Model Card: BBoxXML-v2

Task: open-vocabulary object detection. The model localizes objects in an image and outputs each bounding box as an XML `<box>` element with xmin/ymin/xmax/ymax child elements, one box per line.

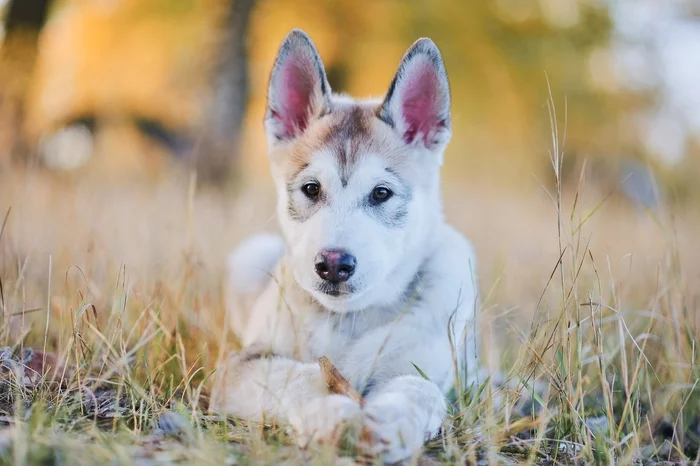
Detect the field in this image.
<box><xmin>0</xmin><ymin>140</ymin><xmax>699</xmax><ymax>465</ymax></box>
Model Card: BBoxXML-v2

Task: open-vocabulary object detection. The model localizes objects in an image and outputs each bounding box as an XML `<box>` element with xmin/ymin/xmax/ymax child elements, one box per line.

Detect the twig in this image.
<box><xmin>318</xmin><ymin>355</ymin><xmax>364</xmax><ymax>407</ymax></box>
<box><xmin>317</xmin><ymin>356</ymin><xmax>376</xmax><ymax>452</ymax></box>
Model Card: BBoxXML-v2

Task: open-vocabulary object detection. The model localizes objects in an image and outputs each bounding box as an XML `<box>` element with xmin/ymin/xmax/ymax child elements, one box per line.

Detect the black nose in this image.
<box><xmin>314</xmin><ymin>249</ymin><xmax>356</xmax><ymax>284</ymax></box>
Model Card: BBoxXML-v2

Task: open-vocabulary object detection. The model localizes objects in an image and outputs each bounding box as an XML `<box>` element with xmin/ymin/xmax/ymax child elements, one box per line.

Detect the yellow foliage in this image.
<box><xmin>24</xmin><ymin>0</ymin><xmax>224</xmax><ymax>138</ymax></box>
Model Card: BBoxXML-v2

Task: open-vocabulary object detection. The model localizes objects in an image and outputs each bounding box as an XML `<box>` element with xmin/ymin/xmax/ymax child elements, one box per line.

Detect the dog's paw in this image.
<box><xmin>288</xmin><ymin>394</ymin><xmax>363</xmax><ymax>447</ymax></box>
<box><xmin>360</xmin><ymin>387</ymin><xmax>445</xmax><ymax>464</ymax></box>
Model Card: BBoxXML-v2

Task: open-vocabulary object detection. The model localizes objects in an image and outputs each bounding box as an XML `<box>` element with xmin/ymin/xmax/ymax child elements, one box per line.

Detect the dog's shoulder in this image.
<box><xmin>428</xmin><ymin>224</ymin><xmax>477</xmax><ymax>283</ymax></box>
<box><xmin>414</xmin><ymin>224</ymin><xmax>478</xmax><ymax>326</ymax></box>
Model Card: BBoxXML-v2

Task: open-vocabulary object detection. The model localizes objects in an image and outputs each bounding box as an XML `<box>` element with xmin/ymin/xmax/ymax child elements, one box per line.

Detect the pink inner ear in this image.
<box><xmin>400</xmin><ymin>59</ymin><xmax>445</xmax><ymax>145</ymax></box>
<box><xmin>275</xmin><ymin>56</ymin><xmax>317</xmax><ymax>139</ymax></box>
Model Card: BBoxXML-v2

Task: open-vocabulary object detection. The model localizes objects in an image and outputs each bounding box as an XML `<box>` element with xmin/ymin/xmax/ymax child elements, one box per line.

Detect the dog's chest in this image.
<box><xmin>297</xmin><ymin>308</ymin><xmax>397</xmax><ymax>363</ymax></box>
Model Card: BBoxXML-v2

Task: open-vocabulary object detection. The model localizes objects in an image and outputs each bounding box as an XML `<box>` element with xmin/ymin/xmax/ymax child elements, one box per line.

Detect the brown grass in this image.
<box><xmin>0</xmin><ymin>147</ymin><xmax>698</xmax><ymax>464</ymax></box>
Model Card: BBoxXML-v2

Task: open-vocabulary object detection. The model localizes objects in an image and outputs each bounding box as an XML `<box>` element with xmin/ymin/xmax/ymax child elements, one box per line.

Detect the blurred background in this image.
<box><xmin>1</xmin><ymin>0</ymin><xmax>699</xmax><ymax>192</ymax></box>
<box><xmin>0</xmin><ymin>0</ymin><xmax>698</xmax><ymax>369</ymax></box>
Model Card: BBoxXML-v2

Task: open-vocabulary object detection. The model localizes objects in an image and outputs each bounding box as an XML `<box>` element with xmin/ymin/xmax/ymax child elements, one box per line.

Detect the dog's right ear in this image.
<box><xmin>265</xmin><ymin>29</ymin><xmax>332</xmax><ymax>142</ymax></box>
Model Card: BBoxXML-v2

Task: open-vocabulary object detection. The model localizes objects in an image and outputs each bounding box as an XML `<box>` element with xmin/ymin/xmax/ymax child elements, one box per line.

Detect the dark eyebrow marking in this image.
<box><xmin>290</xmin><ymin>162</ymin><xmax>310</xmax><ymax>181</ymax></box>
<box><xmin>383</xmin><ymin>167</ymin><xmax>411</xmax><ymax>198</ymax></box>
<box><xmin>318</xmin><ymin>105</ymin><xmax>374</xmax><ymax>186</ymax></box>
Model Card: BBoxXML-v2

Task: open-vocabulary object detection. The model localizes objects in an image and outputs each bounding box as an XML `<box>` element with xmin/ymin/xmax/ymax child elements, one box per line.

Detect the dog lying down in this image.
<box><xmin>210</xmin><ymin>29</ymin><xmax>480</xmax><ymax>463</ymax></box>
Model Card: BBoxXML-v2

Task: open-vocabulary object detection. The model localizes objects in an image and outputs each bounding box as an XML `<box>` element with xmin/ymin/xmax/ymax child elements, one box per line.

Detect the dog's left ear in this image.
<box><xmin>378</xmin><ymin>38</ymin><xmax>451</xmax><ymax>151</ymax></box>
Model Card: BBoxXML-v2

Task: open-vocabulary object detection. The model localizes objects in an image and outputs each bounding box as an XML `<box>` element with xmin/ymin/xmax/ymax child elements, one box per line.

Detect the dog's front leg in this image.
<box><xmin>210</xmin><ymin>348</ymin><xmax>363</xmax><ymax>445</ymax></box>
<box><xmin>361</xmin><ymin>375</ymin><xmax>447</xmax><ymax>463</ymax></box>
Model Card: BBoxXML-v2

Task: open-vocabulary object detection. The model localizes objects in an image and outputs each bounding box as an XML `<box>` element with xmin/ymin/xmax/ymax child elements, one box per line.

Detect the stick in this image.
<box><xmin>318</xmin><ymin>356</ymin><xmax>378</xmax><ymax>452</ymax></box>
<box><xmin>318</xmin><ymin>356</ymin><xmax>365</xmax><ymax>407</ymax></box>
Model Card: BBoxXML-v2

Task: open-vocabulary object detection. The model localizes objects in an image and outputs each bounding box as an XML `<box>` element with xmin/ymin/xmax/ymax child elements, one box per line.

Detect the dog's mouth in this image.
<box><xmin>317</xmin><ymin>281</ymin><xmax>355</xmax><ymax>297</ymax></box>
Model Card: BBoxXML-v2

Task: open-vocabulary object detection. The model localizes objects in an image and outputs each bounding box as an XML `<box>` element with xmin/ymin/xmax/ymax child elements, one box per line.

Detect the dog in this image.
<box><xmin>210</xmin><ymin>29</ymin><xmax>480</xmax><ymax>463</ymax></box>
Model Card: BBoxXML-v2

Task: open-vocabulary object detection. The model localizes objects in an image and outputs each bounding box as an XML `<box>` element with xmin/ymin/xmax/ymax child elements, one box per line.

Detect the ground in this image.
<box><xmin>0</xmin><ymin>154</ymin><xmax>698</xmax><ymax>465</ymax></box>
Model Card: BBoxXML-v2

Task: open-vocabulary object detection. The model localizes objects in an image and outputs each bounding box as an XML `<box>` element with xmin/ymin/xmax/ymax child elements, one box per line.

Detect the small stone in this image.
<box><xmin>654</xmin><ymin>418</ymin><xmax>675</xmax><ymax>440</ymax></box>
<box><xmin>157</xmin><ymin>410</ymin><xmax>191</xmax><ymax>438</ymax></box>
<box><xmin>0</xmin><ymin>427</ymin><xmax>13</xmax><ymax>454</ymax></box>
<box><xmin>585</xmin><ymin>416</ymin><xmax>610</xmax><ymax>435</ymax></box>
<box><xmin>20</xmin><ymin>347</ymin><xmax>34</xmax><ymax>363</ymax></box>
<box><xmin>0</xmin><ymin>348</ymin><xmax>13</xmax><ymax>361</ymax></box>
<box><xmin>334</xmin><ymin>457</ymin><xmax>356</xmax><ymax>466</ymax></box>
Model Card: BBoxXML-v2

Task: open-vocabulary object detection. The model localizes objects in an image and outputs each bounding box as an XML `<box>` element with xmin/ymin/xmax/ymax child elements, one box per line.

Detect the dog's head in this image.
<box><xmin>265</xmin><ymin>29</ymin><xmax>451</xmax><ymax>313</ymax></box>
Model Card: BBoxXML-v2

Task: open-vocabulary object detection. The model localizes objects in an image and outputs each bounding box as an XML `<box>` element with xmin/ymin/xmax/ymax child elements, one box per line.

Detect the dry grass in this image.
<box><xmin>0</xmin><ymin>133</ymin><xmax>699</xmax><ymax>465</ymax></box>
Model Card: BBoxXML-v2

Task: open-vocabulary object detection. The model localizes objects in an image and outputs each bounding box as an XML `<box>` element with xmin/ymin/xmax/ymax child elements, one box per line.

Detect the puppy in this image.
<box><xmin>211</xmin><ymin>29</ymin><xmax>480</xmax><ymax>463</ymax></box>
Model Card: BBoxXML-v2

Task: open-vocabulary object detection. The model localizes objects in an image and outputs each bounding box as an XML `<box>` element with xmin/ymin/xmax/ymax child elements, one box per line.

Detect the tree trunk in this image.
<box><xmin>193</xmin><ymin>0</ymin><xmax>257</xmax><ymax>185</ymax></box>
<box><xmin>4</xmin><ymin>0</ymin><xmax>52</xmax><ymax>32</ymax></box>
<box><xmin>0</xmin><ymin>0</ymin><xmax>53</xmax><ymax>169</ymax></box>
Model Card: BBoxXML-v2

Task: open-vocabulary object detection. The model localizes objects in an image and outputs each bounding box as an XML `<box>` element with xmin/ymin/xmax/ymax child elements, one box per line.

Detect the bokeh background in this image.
<box><xmin>2</xmin><ymin>0</ymin><xmax>700</xmax><ymax>190</ymax></box>
<box><xmin>0</xmin><ymin>0</ymin><xmax>698</xmax><ymax>371</ymax></box>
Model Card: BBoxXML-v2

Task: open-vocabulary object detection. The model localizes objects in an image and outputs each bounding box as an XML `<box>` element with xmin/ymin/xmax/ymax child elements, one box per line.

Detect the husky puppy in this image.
<box><xmin>210</xmin><ymin>29</ymin><xmax>480</xmax><ymax>463</ymax></box>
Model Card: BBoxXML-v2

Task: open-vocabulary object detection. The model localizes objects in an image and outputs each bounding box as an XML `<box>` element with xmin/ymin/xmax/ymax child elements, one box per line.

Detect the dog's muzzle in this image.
<box><xmin>314</xmin><ymin>249</ymin><xmax>356</xmax><ymax>285</ymax></box>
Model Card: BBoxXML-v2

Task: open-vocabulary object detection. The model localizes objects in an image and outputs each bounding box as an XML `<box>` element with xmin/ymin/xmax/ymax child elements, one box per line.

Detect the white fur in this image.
<box><xmin>211</xmin><ymin>29</ymin><xmax>481</xmax><ymax>464</ymax></box>
<box><xmin>225</xmin><ymin>233</ymin><xmax>285</xmax><ymax>334</ymax></box>
<box><xmin>212</xmin><ymin>224</ymin><xmax>479</xmax><ymax>462</ymax></box>
<box><xmin>227</xmin><ymin>233</ymin><xmax>285</xmax><ymax>296</ymax></box>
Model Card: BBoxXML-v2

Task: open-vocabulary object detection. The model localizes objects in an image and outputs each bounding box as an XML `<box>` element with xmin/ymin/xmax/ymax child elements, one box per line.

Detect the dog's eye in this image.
<box><xmin>302</xmin><ymin>182</ymin><xmax>321</xmax><ymax>198</ymax></box>
<box><xmin>371</xmin><ymin>186</ymin><xmax>393</xmax><ymax>204</ymax></box>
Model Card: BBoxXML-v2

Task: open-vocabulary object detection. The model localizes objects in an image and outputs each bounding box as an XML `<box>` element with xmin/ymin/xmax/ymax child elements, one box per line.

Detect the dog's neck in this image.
<box><xmin>376</xmin><ymin>223</ymin><xmax>440</xmax><ymax>307</ymax></box>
